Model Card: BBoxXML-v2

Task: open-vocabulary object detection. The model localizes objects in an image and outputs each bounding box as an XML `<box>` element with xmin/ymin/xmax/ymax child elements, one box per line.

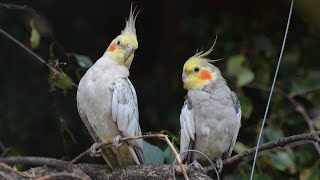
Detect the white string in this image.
<box><xmin>249</xmin><ymin>0</ymin><xmax>294</xmax><ymax>179</ymax></box>
<box><xmin>172</xmin><ymin>149</ymin><xmax>220</xmax><ymax>180</ymax></box>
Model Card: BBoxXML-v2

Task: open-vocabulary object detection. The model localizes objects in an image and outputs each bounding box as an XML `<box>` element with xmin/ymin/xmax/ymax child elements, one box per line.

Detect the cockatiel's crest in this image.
<box><xmin>121</xmin><ymin>5</ymin><xmax>138</xmax><ymax>39</ymax></box>
<box><xmin>182</xmin><ymin>36</ymin><xmax>222</xmax><ymax>90</ymax></box>
<box><xmin>106</xmin><ymin>5</ymin><xmax>139</xmax><ymax>68</ymax></box>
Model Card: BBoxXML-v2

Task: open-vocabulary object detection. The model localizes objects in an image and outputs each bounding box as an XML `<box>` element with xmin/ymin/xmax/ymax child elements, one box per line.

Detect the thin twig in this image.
<box><xmin>0</xmin><ymin>156</ymin><xmax>91</xmax><ymax>180</ymax></box>
<box><xmin>202</xmin><ymin>131</ymin><xmax>320</xmax><ymax>172</ymax></box>
<box><xmin>0</xmin><ymin>3</ymin><xmax>33</xmax><ymax>12</ymax></box>
<box><xmin>0</xmin><ymin>28</ymin><xmax>78</xmax><ymax>88</ymax></box>
<box><xmin>289</xmin><ymin>85</ymin><xmax>320</xmax><ymax>97</ymax></box>
<box><xmin>70</xmin><ymin>149</ymin><xmax>90</xmax><ymax>164</ymax></box>
<box><xmin>35</xmin><ymin>172</ymin><xmax>85</xmax><ymax>180</ymax></box>
<box><xmin>247</xmin><ymin>83</ymin><xmax>320</xmax><ymax>154</ymax></box>
<box><xmin>0</xmin><ymin>162</ymin><xmax>35</xmax><ymax>178</ymax></box>
<box><xmin>161</xmin><ymin>135</ymin><xmax>189</xmax><ymax>180</ymax></box>
<box><xmin>59</xmin><ymin>116</ymin><xmax>78</xmax><ymax>144</ymax></box>
<box><xmin>224</xmin><ymin>131</ymin><xmax>320</xmax><ymax>165</ymax></box>
<box><xmin>286</xmin><ymin>96</ymin><xmax>320</xmax><ymax>154</ymax></box>
<box><xmin>70</xmin><ymin>134</ymin><xmax>189</xmax><ymax>180</ymax></box>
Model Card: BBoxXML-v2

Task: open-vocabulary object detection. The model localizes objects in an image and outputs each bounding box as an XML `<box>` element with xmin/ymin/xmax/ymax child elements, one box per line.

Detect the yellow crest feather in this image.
<box><xmin>121</xmin><ymin>4</ymin><xmax>139</xmax><ymax>38</ymax></box>
<box><xmin>190</xmin><ymin>35</ymin><xmax>222</xmax><ymax>63</ymax></box>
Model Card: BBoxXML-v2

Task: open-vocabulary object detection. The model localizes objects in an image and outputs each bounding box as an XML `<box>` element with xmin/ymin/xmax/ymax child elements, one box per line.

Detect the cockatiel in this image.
<box><xmin>179</xmin><ymin>41</ymin><xmax>241</xmax><ymax>173</ymax></box>
<box><xmin>77</xmin><ymin>6</ymin><xmax>144</xmax><ymax>169</ymax></box>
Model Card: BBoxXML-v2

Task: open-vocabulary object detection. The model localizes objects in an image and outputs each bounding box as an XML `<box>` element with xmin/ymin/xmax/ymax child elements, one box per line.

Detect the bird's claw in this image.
<box><xmin>89</xmin><ymin>143</ymin><xmax>102</xmax><ymax>157</ymax></box>
<box><xmin>190</xmin><ymin>160</ymin><xmax>205</xmax><ymax>173</ymax></box>
<box><xmin>214</xmin><ymin>158</ymin><xmax>223</xmax><ymax>174</ymax></box>
<box><xmin>113</xmin><ymin>135</ymin><xmax>123</xmax><ymax>148</ymax></box>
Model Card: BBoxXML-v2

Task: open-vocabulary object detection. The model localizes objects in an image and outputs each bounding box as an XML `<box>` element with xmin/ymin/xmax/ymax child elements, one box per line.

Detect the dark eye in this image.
<box><xmin>117</xmin><ymin>40</ymin><xmax>121</xmax><ymax>45</ymax></box>
<box><xmin>194</xmin><ymin>67</ymin><xmax>200</xmax><ymax>72</ymax></box>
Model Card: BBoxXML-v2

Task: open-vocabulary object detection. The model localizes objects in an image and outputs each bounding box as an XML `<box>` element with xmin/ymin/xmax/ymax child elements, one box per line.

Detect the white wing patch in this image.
<box><xmin>180</xmin><ymin>99</ymin><xmax>195</xmax><ymax>161</ymax></box>
<box><xmin>111</xmin><ymin>78</ymin><xmax>143</xmax><ymax>156</ymax></box>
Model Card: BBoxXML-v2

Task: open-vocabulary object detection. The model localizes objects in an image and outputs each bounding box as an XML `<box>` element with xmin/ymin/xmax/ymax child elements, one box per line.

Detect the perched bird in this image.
<box><xmin>179</xmin><ymin>40</ymin><xmax>241</xmax><ymax>173</ymax></box>
<box><xmin>77</xmin><ymin>6</ymin><xmax>144</xmax><ymax>169</ymax></box>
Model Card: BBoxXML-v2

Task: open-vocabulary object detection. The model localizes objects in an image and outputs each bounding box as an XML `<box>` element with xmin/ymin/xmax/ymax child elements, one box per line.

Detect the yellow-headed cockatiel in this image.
<box><xmin>179</xmin><ymin>40</ymin><xmax>241</xmax><ymax>173</ymax></box>
<box><xmin>77</xmin><ymin>6</ymin><xmax>144</xmax><ymax>169</ymax></box>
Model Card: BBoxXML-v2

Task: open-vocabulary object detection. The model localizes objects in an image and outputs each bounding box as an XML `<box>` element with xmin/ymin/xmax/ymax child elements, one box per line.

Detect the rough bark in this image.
<box><xmin>0</xmin><ymin>163</ymin><xmax>213</xmax><ymax>180</ymax></box>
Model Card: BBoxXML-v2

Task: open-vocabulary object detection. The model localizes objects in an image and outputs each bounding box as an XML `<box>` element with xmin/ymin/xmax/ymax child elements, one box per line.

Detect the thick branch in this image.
<box><xmin>35</xmin><ymin>173</ymin><xmax>84</xmax><ymax>180</ymax></box>
<box><xmin>0</xmin><ymin>156</ymin><xmax>91</xmax><ymax>180</ymax></box>
<box><xmin>0</xmin><ymin>131</ymin><xmax>319</xmax><ymax>179</ymax></box>
<box><xmin>71</xmin><ymin>133</ymin><xmax>189</xmax><ymax>180</ymax></box>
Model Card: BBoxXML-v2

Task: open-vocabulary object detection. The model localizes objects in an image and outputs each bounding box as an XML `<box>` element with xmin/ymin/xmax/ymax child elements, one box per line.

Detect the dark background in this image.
<box><xmin>1</xmin><ymin>0</ymin><xmax>320</xmax><ymax>179</ymax></box>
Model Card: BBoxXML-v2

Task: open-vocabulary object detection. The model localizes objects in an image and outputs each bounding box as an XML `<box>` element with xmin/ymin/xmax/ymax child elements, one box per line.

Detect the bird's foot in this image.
<box><xmin>190</xmin><ymin>160</ymin><xmax>205</xmax><ymax>173</ymax></box>
<box><xmin>89</xmin><ymin>143</ymin><xmax>102</xmax><ymax>157</ymax></box>
<box><xmin>113</xmin><ymin>135</ymin><xmax>123</xmax><ymax>148</ymax></box>
<box><xmin>214</xmin><ymin>158</ymin><xmax>223</xmax><ymax>174</ymax></box>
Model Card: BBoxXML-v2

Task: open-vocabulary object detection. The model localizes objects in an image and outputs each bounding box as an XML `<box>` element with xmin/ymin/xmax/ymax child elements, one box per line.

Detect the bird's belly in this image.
<box><xmin>193</xmin><ymin>120</ymin><xmax>235</xmax><ymax>164</ymax></box>
<box><xmin>193</xmin><ymin>134</ymin><xmax>227</xmax><ymax>163</ymax></box>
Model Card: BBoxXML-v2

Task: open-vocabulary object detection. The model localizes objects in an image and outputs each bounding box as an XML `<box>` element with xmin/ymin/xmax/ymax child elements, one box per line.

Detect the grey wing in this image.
<box><xmin>112</xmin><ymin>78</ymin><xmax>144</xmax><ymax>163</ymax></box>
<box><xmin>226</xmin><ymin>91</ymin><xmax>241</xmax><ymax>158</ymax></box>
<box><xmin>180</xmin><ymin>97</ymin><xmax>195</xmax><ymax>162</ymax></box>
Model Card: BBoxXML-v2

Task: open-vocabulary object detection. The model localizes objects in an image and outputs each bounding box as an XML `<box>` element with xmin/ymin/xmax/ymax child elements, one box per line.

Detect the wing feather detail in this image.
<box><xmin>111</xmin><ymin>78</ymin><xmax>144</xmax><ymax>163</ymax></box>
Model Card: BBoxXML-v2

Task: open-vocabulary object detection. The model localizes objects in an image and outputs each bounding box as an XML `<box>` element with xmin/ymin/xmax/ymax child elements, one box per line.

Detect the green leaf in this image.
<box><xmin>263</xmin><ymin>127</ymin><xmax>284</xmax><ymax>141</ymax></box>
<box><xmin>238</xmin><ymin>68</ymin><xmax>255</xmax><ymax>86</ymax></box>
<box><xmin>1</xmin><ymin>146</ymin><xmax>21</xmax><ymax>156</ymax></box>
<box><xmin>271</xmin><ymin>151</ymin><xmax>294</xmax><ymax>172</ymax></box>
<box><xmin>29</xmin><ymin>19</ymin><xmax>41</xmax><ymax>50</ymax></box>
<box><xmin>74</xmin><ymin>54</ymin><xmax>93</xmax><ymax>69</ymax></box>
<box><xmin>233</xmin><ymin>142</ymin><xmax>248</xmax><ymax>154</ymax></box>
<box><xmin>143</xmin><ymin>141</ymin><xmax>165</xmax><ymax>164</ymax></box>
<box><xmin>164</xmin><ymin>144</ymin><xmax>179</xmax><ymax>164</ymax></box>
<box><xmin>238</xmin><ymin>93</ymin><xmax>253</xmax><ymax>119</ymax></box>
<box><xmin>227</xmin><ymin>55</ymin><xmax>255</xmax><ymax>86</ymax></box>
<box><xmin>315</xmin><ymin>118</ymin><xmax>320</xmax><ymax>130</ymax></box>
<box><xmin>48</xmin><ymin>71</ymin><xmax>73</xmax><ymax>94</ymax></box>
<box><xmin>227</xmin><ymin>55</ymin><xmax>245</xmax><ymax>76</ymax></box>
<box><xmin>306</xmin><ymin>163</ymin><xmax>320</xmax><ymax>180</ymax></box>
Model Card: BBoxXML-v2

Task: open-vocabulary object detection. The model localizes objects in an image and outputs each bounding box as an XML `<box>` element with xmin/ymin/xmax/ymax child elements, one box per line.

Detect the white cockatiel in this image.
<box><xmin>179</xmin><ymin>42</ymin><xmax>241</xmax><ymax>173</ymax></box>
<box><xmin>77</xmin><ymin>6</ymin><xmax>144</xmax><ymax>169</ymax></box>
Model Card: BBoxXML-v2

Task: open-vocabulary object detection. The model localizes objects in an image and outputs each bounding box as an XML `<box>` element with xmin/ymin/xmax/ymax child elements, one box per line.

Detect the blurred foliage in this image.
<box><xmin>1</xmin><ymin>0</ymin><xmax>320</xmax><ymax>179</ymax></box>
<box><xmin>143</xmin><ymin>141</ymin><xmax>165</xmax><ymax>164</ymax></box>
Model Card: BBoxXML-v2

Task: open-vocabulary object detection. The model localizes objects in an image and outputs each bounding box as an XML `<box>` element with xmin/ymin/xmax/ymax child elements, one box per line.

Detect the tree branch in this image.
<box><xmin>0</xmin><ymin>171</ymin><xmax>14</xmax><ymax>180</ymax></box>
<box><xmin>35</xmin><ymin>172</ymin><xmax>84</xmax><ymax>180</ymax></box>
<box><xmin>0</xmin><ymin>162</ymin><xmax>34</xmax><ymax>178</ymax></box>
<box><xmin>224</xmin><ymin>131</ymin><xmax>320</xmax><ymax>165</ymax></box>
<box><xmin>71</xmin><ymin>133</ymin><xmax>189</xmax><ymax>180</ymax></box>
<box><xmin>0</xmin><ymin>156</ymin><xmax>91</xmax><ymax>180</ymax></box>
<box><xmin>0</xmin><ymin>131</ymin><xmax>319</xmax><ymax>179</ymax></box>
<box><xmin>0</xmin><ymin>28</ymin><xmax>78</xmax><ymax>88</ymax></box>
<box><xmin>0</xmin><ymin>3</ymin><xmax>34</xmax><ymax>13</ymax></box>
<box><xmin>246</xmin><ymin>83</ymin><xmax>320</xmax><ymax>154</ymax></box>
<box><xmin>285</xmin><ymin>95</ymin><xmax>320</xmax><ymax>154</ymax></box>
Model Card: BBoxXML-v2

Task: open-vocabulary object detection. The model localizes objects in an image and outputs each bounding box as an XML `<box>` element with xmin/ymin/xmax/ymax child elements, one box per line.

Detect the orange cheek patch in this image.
<box><xmin>200</xmin><ymin>70</ymin><xmax>213</xmax><ymax>80</ymax></box>
<box><xmin>107</xmin><ymin>42</ymin><xmax>116</xmax><ymax>52</ymax></box>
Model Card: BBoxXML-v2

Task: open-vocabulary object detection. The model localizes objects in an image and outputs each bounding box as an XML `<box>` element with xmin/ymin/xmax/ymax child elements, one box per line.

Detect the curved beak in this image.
<box><xmin>125</xmin><ymin>45</ymin><xmax>134</xmax><ymax>60</ymax></box>
<box><xmin>182</xmin><ymin>71</ymin><xmax>187</xmax><ymax>81</ymax></box>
